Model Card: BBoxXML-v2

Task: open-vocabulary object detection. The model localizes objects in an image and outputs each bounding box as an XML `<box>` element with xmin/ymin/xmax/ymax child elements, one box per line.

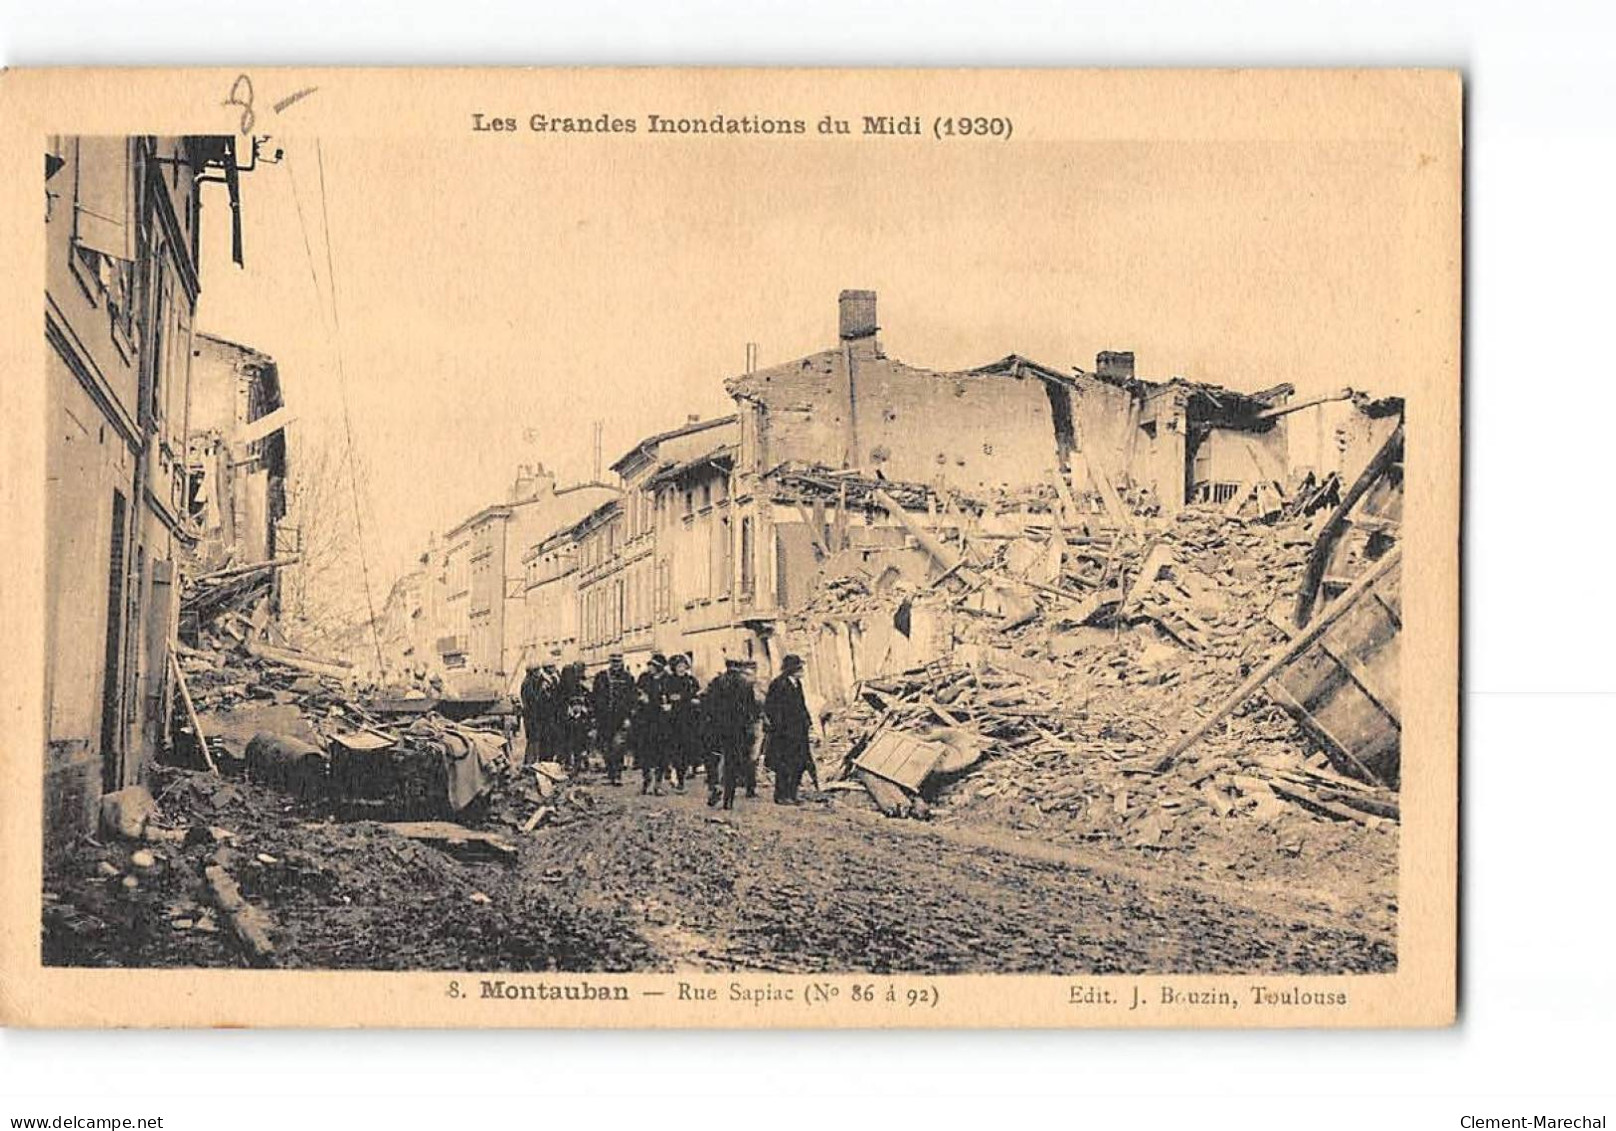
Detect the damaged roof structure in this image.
<box><xmin>727</xmin><ymin>292</ymin><xmax>1401</xmax><ymax>525</ymax></box>
<box><xmin>186</xmin><ymin>334</ymin><xmax>293</xmax><ymax>575</ymax></box>
<box><xmin>371</xmin><ymin>289</ymin><xmax>1406</xmax><ymax>719</ymax></box>
<box><xmin>726</xmin><ymin>292</ymin><xmax>1079</xmax><ymax>497</ymax></box>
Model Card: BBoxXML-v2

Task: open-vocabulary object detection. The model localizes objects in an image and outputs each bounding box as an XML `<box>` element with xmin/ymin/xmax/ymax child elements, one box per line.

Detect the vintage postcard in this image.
<box><xmin>0</xmin><ymin>67</ymin><xmax>1459</xmax><ymax>1027</ymax></box>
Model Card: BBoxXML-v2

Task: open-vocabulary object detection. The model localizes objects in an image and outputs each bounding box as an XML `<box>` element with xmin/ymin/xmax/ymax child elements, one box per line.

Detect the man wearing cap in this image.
<box><xmin>701</xmin><ymin>658</ymin><xmax>762</xmax><ymax>809</ymax></box>
<box><xmin>763</xmin><ymin>654</ymin><xmax>814</xmax><ymax>805</ymax></box>
<box><xmin>591</xmin><ymin>653</ymin><xmax>635</xmax><ymax>785</ymax></box>
<box><xmin>635</xmin><ymin>653</ymin><xmax>670</xmax><ymax>794</ymax></box>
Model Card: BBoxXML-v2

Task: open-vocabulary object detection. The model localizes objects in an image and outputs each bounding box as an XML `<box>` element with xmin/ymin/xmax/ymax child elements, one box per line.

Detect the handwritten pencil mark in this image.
<box><xmin>274</xmin><ymin>87</ymin><xmax>319</xmax><ymax>114</ymax></box>
<box><xmin>223</xmin><ymin>74</ymin><xmax>255</xmax><ymax>135</ymax></box>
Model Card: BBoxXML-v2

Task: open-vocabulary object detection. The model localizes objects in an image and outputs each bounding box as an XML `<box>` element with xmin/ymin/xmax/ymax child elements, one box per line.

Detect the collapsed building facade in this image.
<box><xmin>383</xmin><ymin>289</ymin><xmax>1402</xmax><ymax>696</ymax></box>
<box><xmin>186</xmin><ymin>334</ymin><xmax>292</xmax><ymax>577</ymax></box>
<box><xmin>43</xmin><ymin>135</ymin><xmax>251</xmax><ymax>859</ymax></box>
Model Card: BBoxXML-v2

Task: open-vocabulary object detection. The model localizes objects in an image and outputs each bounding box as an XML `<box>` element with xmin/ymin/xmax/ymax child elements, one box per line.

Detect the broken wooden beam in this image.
<box><xmin>1314</xmin><ymin>788</ymin><xmax>1400</xmax><ymax>821</ymax></box>
<box><xmin>873</xmin><ymin>488</ymin><xmax>976</xmax><ymax>586</ymax></box>
<box><xmin>169</xmin><ymin>651</ymin><xmax>218</xmax><ymax>775</ymax></box>
<box><xmin>1050</xmin><ymin>467</ymin><xmax>1080</xmax><ymax>527</ymax></box>
<box><xmin>919</xmin><ymin>695</ymin><xmax>964</xmax><ymax>727</ymax></box>
<box><xmin>244</xmin><ymin>637</ymin><xmax>353</xmax><ymax>679</ymax></box>
<box><xmin>1268</xmin><ymin>780</ymin><xmax>1378</xmax><ymax>826</ymax></box>
<box><xmin>191</xmin><ymin>555</ymin><xmax>303</xmax><ymax>586</ymax></box>
<box><xmin>857</xmin><ymin>770</ymin><xmax>926</xmax><ymax>819</ymax></box>
<box><xmin>521</xmin><ymin>806</ymin><xmax>555</xmax><ymax>833</ymax></box>
<box><xmin>204</xmin><ymin>863</ymin><xmax>277</xmax><ymax>966</ymax></box>
<box><xmin>1072</xmin><ymin>451</ymin><xmax>1137</xmax><ymax>533</ymax></box>
<box><xmin>1151</xmin><ymin>546</ymin><xmax>1402</xmax><ymax>774</ymax></box>
<box><xmin>790</xmin><ymin>498</ymin><xmax>832</xmax><ymax>559</ymax></box>
<box><xmin>1254</xmin><ymin>387</ymin><xmax>1354</xmax><ymax>422</ymax></box>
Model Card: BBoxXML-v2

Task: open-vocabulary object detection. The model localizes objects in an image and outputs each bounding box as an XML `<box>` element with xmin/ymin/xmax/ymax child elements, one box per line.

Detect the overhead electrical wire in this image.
<box><xmin>285</xmin><ymin>140</ymin><xmax>387</xmax><ymax>674</ymax></box>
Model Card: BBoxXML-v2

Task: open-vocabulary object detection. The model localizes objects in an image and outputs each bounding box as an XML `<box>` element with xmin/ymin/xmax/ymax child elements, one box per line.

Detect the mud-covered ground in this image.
<box><xmin>44</xmin><ymin>764</ymin><xmax>1395</xmax><ymax>975</ymax></box>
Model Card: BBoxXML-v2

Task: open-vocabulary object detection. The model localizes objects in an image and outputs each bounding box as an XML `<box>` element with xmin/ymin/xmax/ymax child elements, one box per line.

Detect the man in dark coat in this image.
<box><xmin>763</xmin><ymin>654</ymin><xmax>813</xmax><ymax>805</ymax></box>
<box><xmin>591</xmin><ymin>653</ymin><xmax>635</xmax><ymax>785</ymax></box>
<box><xmin>518</xmin><ymin>665</ymin><xmax>546</xmax><ymax>765</ymax></box>
<box><xmin>535</xmin><ymin>664</ymin><xmax>565</xmax><ymax>763</ymax></box>
<box><xmin>635</xmin><ymin>653</ymin><xmax>669</xmax><ymax>794</ymax></box>
<box><xmin>660</xmin><ymin>654</ymin><xmax>701</xmax><ymax>792</ymax></box>
<box><xmin>559</xmin><ymin>661</ymin><xmax>591</xmax><ymax>772</ymax></box>
<box><xmin>700</xmin><ymin>659</ymin><xmax>761</xmax><ymax>809</ymax></box>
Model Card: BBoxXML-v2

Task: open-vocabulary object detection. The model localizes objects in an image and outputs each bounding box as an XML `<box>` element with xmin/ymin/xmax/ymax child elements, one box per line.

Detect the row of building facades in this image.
<box><xmin>379</xmin><ymin>290</ymin><xmax>1402</xmax><ymax>699</ymax></box>
<box><xmin>45</xmin><ymin>135</ymin><xmax>291</xmax><ymax>857</ymax></box>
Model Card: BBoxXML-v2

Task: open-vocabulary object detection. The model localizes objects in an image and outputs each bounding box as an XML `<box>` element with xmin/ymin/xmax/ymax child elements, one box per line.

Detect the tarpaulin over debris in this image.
<box><xmin>402</xmin><ymin>717</ymin><xmax>510</xmax><ymax>813</ymax></box>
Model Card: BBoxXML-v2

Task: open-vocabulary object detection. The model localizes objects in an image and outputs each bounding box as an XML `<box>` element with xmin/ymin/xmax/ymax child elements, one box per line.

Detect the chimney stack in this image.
<box><xmin>1096</xmin><ymin>350</ymin><xmax>1135</xmax><ymax>381</ymax></box>
<box><xmin>838</xmin><ymin>289</ymin><xmax>879</xmax><ymax>342</ymax></box>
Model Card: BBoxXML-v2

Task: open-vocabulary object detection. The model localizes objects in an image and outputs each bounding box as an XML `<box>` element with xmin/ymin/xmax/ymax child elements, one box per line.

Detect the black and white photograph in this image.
<box><xmin>5</xmin><ymin>67</ymin><xmax>1458</xmax><ymax>1029</ymax></box>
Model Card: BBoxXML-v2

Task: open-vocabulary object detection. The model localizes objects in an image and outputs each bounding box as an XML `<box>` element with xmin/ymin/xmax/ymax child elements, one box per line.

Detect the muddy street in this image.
<box><xmin>511</xmin><ymin>781</ymin><xmax>1395</xmax><ymax>975</ymax></box>
<box><xmin>45</xmin><ymin>765</ymin><xmax>1394</xmax><ymax>975</ymax></box>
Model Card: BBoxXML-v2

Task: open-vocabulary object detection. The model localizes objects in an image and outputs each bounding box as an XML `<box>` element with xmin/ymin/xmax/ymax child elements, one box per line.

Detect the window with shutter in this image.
<box><xmin>73</xmin><ymin>137</ymin><xmax>135</xmax><ymax>262</ymax></box>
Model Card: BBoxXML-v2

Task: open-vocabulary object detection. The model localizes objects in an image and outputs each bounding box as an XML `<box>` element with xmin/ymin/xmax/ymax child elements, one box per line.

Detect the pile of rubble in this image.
<box><xmin>815</xmin><ymin>503</ymin><xmax>1401</xmax><ymax>861</ymax></box>
<box><xmin>171</xmin><ymin>556</ymin><xmax>538</xmax><ymax>834</ymax></box>
<box><xmin>172</xmin><ymin>554</ymin><xmax>377</xmax><ymax>767</ymax></box>
<box><xmin>43</xmin><ymin>764</ymin><xmax>630</xmax><ymax>971</ymax></box>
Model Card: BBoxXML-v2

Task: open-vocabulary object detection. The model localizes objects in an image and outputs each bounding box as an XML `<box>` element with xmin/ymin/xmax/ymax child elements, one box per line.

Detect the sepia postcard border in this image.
<box><xmin>0</xmin><ymin>66</ymin><xmax>1460</xmax><ymax>1028</ymax></box>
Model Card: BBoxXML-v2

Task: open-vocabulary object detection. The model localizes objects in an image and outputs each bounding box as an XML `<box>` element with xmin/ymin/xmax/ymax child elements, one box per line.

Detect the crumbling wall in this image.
<box><xmin>1069</xmin><ymin>375</ymin><xmax>1141</xmax><ymax>484</ymax></box>
<box><xmin>735</xmin><ymin>348</ymin><xmax>1064</xmax><ymax>493</ymax></box>
<box><xmin>1194</xmin><ymin>423</ymin><xmax>1289</xmax><ymax>490</ymax></box>
<box><xmin>854</xmin><ymin>359</ymin><xmax>1060</xmax><ymax>491</ymax></box>
<box><xmin>1286</xmin><ymin>400</ymin><xmax>1402</xmax><ymax>486</ymax></box>
<box><xmin>187</xmin><ymin>336</ymin><xmax>246</xmax><ymax>435</ymax></box>
<box><xmin>1134</xmin><ymin>387</ymin><xmax>1191</xmax><ymax>509</ymax></box>
<box><xmin>781</xmin><ymin>598</ymin><xmax>953</xmax><ymax>710</ymax></box>
<box><xmin>737</xmin><ymin>349</ymin><xmax>848</xmax><ymax>471</ymax></box>
<box><xmin>773</xmin><ymin>523</ymin><xmax>820</xmax><ymax>612</ymax></box>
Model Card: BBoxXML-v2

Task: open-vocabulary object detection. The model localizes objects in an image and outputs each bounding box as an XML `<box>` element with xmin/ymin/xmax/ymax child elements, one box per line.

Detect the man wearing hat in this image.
<box><xmin>591</xmin><ymin>653</ymin><xmax>635</xmax><ymax>785</ymax></box>
<box><xmin>661</xmin><ymin>653</ymin><xmax>702</xmax><ymax>792</ymax></box>
<box><xmin>558</xmin><ymin>661</ymin><xmax>592</xmax><ymax>772</ymax></box>
<box><xmin>635</xmin><ymin>653</ymin><xmax>670</xmax><ymax>794</ymax></box>
<box><xmin>535</xmin><ymin>663</ymin><xmax>565</xmax><ymax>764</ymax></box>
<box><xmin>700</xmin><ymin>658</ymin><xmax>762</xmax><ymax>809</ymax></box>
<box><xmin>518</xmin><ymin>664</ymin><xmax>547</xmax><ymax>766</ymax></box>
<box><xmin>763</xmin><ymin>654</ymin><xmax>814</xmax><ymax>805</ymax></box>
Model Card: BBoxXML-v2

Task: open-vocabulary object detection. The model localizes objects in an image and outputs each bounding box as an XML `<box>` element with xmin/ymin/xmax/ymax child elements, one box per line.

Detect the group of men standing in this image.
<box><xmin>515</xmin><ymin>661</ymin><xmax>592</xmax><ymax>770</ymax></box>
<box><xmin>518</xmin><ymin>651</ymin><xmax>816</xmax><ymax>810</ymax></box>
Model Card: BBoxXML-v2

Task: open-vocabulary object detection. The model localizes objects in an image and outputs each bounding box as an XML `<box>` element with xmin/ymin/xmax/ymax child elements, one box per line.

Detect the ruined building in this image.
<box><xmin>386</xmin><ymin>289</ymin><xmax>1402</xmax><ymax>691</ymax></box>
<box><xmin>186</xmin><ymin>334</ymin><xmax>292</xmax><ymax>576</ymax></box>
<box><xmin>44</xmin><ymin>135</ymin><xmax>247</xmax><ymax>857</ymax></box>
<box><xmin>726</xmin><ymin>290</ymin><xmax>1073</xmax><ymax>495</ymax></box>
